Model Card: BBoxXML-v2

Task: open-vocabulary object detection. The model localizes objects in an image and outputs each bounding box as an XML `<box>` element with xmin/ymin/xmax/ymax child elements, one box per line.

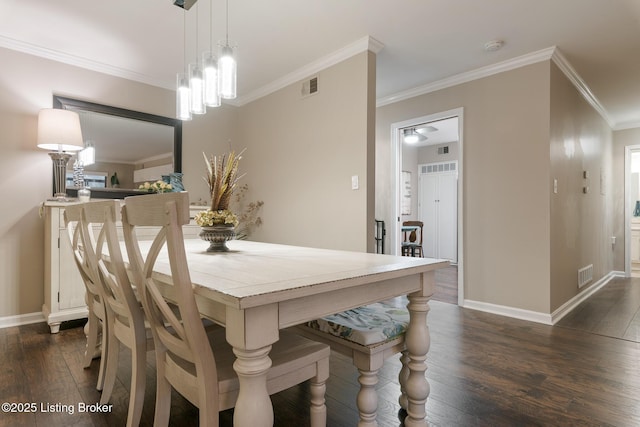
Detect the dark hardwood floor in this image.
<box><xmin>433</xmin><ymin>265</ymin><xmax>458</xmax><ymax>305</ymax></box>
<box><xmin>3</xmin><ymin>277</ymin><xmax>640</xmax><ymax>426</ymax></box>
<box><xmin>557</xmin><ymin>276</ymin><xmax>640</xmax><ymax>342</ymax></box>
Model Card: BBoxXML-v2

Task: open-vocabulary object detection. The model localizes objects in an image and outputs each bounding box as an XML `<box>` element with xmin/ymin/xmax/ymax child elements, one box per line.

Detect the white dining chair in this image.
<box><xmin>122</xmin><ymin>192</ymin><xmax>330</xmax><ymax>427</ymax></box>
<box><xmin>79</xmin><ymin>200</ymin><xmax>153</xmax><ymax>427</ymax></box>
<box><xmin>63</xmin><ymin>204</ymin><xmax>109</xmax><ymax>392</ymax></box>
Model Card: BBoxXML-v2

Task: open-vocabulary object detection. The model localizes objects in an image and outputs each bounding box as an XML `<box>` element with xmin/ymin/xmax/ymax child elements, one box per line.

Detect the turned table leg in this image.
<box><xmin>232</xmin><ymin>345</ymin><xmax>274</xmax><ymax>427</ymax></box>
<box><xmin>227</xmin><ymin>304</ymin><xmax>279</xmax><ymax>427</ymax></box>
<box><xmin>404</xmin><ymin>272</ymin><xmax>434</xmax><ymax>427</ymax></box>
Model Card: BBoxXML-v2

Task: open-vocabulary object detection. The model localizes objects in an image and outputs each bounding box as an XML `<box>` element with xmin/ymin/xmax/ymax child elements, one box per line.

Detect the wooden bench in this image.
<box><xmin>295</xmin><ymin>299</ymin><xmax>411</xmax><ymax>426</ymax></box>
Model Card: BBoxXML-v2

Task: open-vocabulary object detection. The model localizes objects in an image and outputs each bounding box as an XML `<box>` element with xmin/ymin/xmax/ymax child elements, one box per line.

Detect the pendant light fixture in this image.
<box><xmin>218</xmin><ymin>0</ymin><xmax>237</xmax><ymax>99</ymax></box>
<box><xmin>202</xmin><ymin>0</ymin><xmax>220</xmax><ymax>107</ymax></box>
<box><xmin>174</xmin><ymin>0</ymin><xmax>236</xmax><ymax>119</ymax></box>
<box><xmin>189</xmin><ymin>2</ymin><xmax>206</xmax><ymax>115</ymax></box>
<box><xmin>176</xmin><ymin>8</ymin><xmax>192</xmax><ymax>121</ymax></box>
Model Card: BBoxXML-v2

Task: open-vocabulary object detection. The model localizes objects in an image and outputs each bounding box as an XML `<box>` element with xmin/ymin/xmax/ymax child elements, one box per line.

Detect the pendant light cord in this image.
<box><xmin>209</xmin><ymin>0</ymin><xmax>213</xmax><ymax>52</ymax></box>
<box><xmin>195</xmin><ymin>2</ymin><xmax>199</xmax><ymax>61</ymax></box>
<box><xmin>225</xmin><ymin>0</ymin><xmax>229</xmax><ymax>44</ymax></box>
<box><xmin>183</xmin><ymin>9</ymin><xmax>187</xmax><ymax>72</ymax></box>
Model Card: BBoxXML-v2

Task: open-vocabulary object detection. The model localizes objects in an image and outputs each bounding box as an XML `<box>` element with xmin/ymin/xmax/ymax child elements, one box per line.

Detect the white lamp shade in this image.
<box><xmin>37</xmin><ymin>109</ymin><xmax>84</xmax><ymax>151</ymax></box>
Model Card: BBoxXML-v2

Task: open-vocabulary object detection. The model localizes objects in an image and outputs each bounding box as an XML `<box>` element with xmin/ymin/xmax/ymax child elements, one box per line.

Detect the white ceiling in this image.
<box><xmin>2</xmin><ymin>0</ymin><xmax>639</xmax><ymax>129</ymax></box>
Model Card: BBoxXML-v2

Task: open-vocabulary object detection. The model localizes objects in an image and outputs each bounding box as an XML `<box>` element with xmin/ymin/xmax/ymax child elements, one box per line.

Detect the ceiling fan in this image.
<box><xmin>403</xmin><ymin>125</ymin><xmax>438</xmax><ymax>144</ymax></box>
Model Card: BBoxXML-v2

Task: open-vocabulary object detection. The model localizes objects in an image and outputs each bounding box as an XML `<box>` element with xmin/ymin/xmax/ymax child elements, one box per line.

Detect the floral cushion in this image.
<box><xmin>306</xmin><ymin>300</ymin><xmax>409</xmax><ymax>346</ymax></box>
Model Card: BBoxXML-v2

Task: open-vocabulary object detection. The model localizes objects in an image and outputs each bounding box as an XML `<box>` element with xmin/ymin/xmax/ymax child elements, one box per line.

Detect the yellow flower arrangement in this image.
<box><xmin>194</xmin><ymin>209</ymin><xmax>239</xmax><ymax>227</ymax></box>
<box><xmin>138</xmin><ymin>180</ymin><xmax>173</xmax><ymax>193</ymax></box>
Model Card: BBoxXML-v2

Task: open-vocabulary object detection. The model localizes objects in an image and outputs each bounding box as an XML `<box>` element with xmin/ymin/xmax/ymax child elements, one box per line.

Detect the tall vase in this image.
<box><xmin>199</xmin><ymin>225</ymin><xmax>236</xmax><ymax>252</ymax></box>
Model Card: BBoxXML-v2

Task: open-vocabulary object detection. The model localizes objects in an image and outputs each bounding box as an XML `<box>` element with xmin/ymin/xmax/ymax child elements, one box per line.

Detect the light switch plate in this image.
<box><xmin>351</xmin><ymin>175</ymin><xmax>359</xmax><ymax>190</ymax></box>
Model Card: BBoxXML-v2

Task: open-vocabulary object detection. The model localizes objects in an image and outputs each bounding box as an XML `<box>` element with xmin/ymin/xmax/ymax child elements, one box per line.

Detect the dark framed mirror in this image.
<box><xmin>52</xmin><ymin>95</ymin><xmax>182</xmax><ymax>199</ymax></box>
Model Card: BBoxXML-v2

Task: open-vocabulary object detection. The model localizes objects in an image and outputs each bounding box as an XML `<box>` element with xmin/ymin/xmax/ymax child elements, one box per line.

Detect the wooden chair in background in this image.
<box><xmin>122</xmin><ymin>192</ymin><xmax>330</xmax><ymax>427</ymax></box>
<box><xmin>401</xmin><ymin>221</ymin><xmax>424</xmax><ymax>257</ymax></box>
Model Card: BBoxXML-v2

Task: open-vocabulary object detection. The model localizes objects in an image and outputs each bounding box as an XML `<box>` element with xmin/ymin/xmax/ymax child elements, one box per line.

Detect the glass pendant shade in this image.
<box><xmin>189</xmin><ymin>63</ymin><xmax>206</xmax><ymax>114</ymax></box>
<box><xmin>218</xmin><ymin>43</ymin><xmax>237</xmax><ymax>99</ymax></box>
<box><xmin>176</xmin><ymin>72</ymin><xmax>192</xmax><ymax>121</ymax></box>
<box><xmin>202</xmin><ymin>51</ymin><xmax>221</xmax><ymax>107</ymax></box>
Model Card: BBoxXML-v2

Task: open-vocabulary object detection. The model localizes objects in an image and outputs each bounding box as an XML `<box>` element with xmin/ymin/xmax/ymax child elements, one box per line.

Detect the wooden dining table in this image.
<box><xmin>144</xmin><ymin>238</ymin><xmax>449</xmax><ymax>427</ymax></box>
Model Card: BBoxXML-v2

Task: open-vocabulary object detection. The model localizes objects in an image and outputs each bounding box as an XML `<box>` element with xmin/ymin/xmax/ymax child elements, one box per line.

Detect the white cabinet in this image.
<box><xmin>42</xmin><ymin>201</ymin><xmax>204</xmax><ymax>333</ymax></box>
<box><xmin>43</xmin><ymin>202</ymin><xmax>88</xmax><ymax>333</ymax></box>
<box><xmin>418</xmin><ymin>162</ymin><xmax>458</xmax><ymax>262</ymax></box>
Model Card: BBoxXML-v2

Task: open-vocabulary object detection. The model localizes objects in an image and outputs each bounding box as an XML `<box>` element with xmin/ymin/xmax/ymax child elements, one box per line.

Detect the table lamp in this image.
<box><xmin>37</xmin><ymin>109</ymin><xmax>84</xmax><ymax>201</ymax></box>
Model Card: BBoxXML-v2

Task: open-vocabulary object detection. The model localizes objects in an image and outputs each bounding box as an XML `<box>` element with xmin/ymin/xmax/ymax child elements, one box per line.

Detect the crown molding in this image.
<box><xmin>550</xmin><ymin>48</ymin><xmax>615</xmax><ymax>129</ymax></box>
<box><xmin>377</xmin><ymin>46</ymin><xmax>556</xmax><ymax>107</ymax></box>
<box><xmin>5</xmin><ymin>31</ymin><xmax>634</xmax><ymax>129</ymax></box>
<box><xmin>377</xmin><ymin>45</ymin><xmax>635</xmax><ymax>131</ymax></box>
<box><xmin>0</xmin><ymin>35</ymin><xmax>173</xmax><ymax>90</ymax></box>
<box><xmin>232</xmin><ymin>35</ymin><xmax>384</xmax><ymax>106</ymax></box>
<box><xmin>615</xmin><ymin>119</ymin><xmax>640</xmax><ymax>131</ymax></box>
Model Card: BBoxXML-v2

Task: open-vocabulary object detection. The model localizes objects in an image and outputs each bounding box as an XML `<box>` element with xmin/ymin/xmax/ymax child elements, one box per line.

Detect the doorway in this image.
<box><xmin>625</xmin><ymin>145</ymin><xmax>640</xmax><ymax>277</ymax></box>
<box><xmin>390</xmin><ymin>108</ymin><xmax>464</xmax><ymax>305</ymax></box>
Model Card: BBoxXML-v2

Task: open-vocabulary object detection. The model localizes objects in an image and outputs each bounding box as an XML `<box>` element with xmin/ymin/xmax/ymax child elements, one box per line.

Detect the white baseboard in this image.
<box><xmin>462</xmin><ymin>300</ymin><xmax>553</xmax><ymax>325</ymax></box>
<box><xmin>0</xmin><ymin>312</ymin><xmax>45</xmax><ymax>329</ymax></box>
<box><xmin>460</xmin><ymin>270</ymin><xmax>622</xmax><ymax>326</ymax></box>
<box><xmin>550</xmin><ymin>270</ymin><xmax>621</xmax><ymax>324</ymax></box>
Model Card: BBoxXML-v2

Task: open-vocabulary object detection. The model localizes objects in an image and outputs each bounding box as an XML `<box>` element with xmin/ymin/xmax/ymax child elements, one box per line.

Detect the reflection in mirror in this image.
<box><xmin>52</xmin><ymin>95</ymin><xmax>182</xmax><ymax>198</ymax></box>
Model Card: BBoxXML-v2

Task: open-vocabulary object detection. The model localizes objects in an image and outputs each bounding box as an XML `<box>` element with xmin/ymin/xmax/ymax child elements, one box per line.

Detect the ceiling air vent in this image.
<box><xmin>301</xmin><ymin>76</ymin><xmax>318</xmax><ymax>98</ymax></box>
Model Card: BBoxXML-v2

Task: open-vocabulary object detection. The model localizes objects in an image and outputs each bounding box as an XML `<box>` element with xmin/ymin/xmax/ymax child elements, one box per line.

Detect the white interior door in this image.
<box><xmin>419</xmin><ymin>163</ymin><xmax>458</xmax><ymax>263</ymax></box>
<box><xmin>438</xmin><ymin>173</ymin><xmax>458</xmax><ymax>262</ymax></box>
<box><xmin>421</xmin><ymin>174</ymin><xmax>438</xmax><ymax>258</ymax></box>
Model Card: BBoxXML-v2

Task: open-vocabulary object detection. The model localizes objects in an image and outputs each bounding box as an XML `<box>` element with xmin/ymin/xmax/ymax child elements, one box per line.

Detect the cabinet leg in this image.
<box><xmin>49</xmin><ymin>323</ymin><xmax>61</xmax><ymax>334</ymax></box>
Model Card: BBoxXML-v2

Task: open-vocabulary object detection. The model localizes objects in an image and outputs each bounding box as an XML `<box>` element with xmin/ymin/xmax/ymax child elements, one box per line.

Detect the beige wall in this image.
<box><xmin>377</xmin><ymin>62</ymin><xmax>552</xmax><ymax>313</ymax></box>
<box><xmin>549</xmin><ymin>63</ymin><xmax>614</xmax><ymax>311</ymax></box>
<box><xmin>181</xmin><ymin>104</ymin><xmax>239</xmax><ymax>204</ymax></box>
<box><xmin>237</xmin><ymin>51</ymin><xmax>376</xmax><ymax>252</ymax></box>
<box><xmin>0</xmin><ymin>46</ymin><xmax>235</xmax><ymax>318</ymax></box>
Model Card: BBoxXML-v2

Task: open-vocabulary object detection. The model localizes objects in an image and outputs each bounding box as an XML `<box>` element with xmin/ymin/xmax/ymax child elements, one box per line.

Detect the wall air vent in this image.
<box><xmin>578</xmin><ymin>264</ymin><xmax>593</xmax><ymax>288</ymax></box>
<box><xmin>301</xmin><ymin>76</ymin><xmax>318</xmax><ymax>98</ymax></box>
<box><xmin>438</xmin><ymin>146</ymin><xmax>449</xmax><ymax>155</ymax></box>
